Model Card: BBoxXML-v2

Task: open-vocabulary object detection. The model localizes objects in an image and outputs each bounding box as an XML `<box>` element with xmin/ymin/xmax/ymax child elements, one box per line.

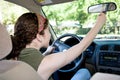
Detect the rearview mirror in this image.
<box><xmin>88</xmin><ymin>2</ymin><xmax>117</xmax><ymax>13</ymax></box>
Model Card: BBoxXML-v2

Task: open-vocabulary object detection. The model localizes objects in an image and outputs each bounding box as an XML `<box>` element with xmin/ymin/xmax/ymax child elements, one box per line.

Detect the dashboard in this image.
<box><xmin>64</xmin><ymin>37</ymin><xmax>120</xmax><ymax>75</ymax></box>
<box><xmin>93</xmin><ymin>39</ymin><xmax>120</xmax><ymax>75</ymax></box>
<box><xmin>50</xmin><ymin>35</ymin><xmax>120</xmax><ymax>80</ymax></box>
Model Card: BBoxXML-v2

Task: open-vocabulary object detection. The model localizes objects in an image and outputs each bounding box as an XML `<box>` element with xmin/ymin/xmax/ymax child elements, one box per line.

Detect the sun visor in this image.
<box><xmin>5</xmin><ymin>0</ymin><xmax>74</xmax><ymax>13</ymax></box>
<box><xmin>34</xmin><ymin>0</ymin><xmax>74</xmax><ymax>6</ymax></box>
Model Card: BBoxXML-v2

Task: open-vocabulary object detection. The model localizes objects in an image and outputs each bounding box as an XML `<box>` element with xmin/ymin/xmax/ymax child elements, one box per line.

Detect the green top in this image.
<box><xmin>19</xmin><ymin>48</ymin><xmax>43</xmax><ymax>70</ymax></box>
<box><xmin>19</xmin><ymin>48</ymin><xmax>53</xmax><ymax>80</ymax></box>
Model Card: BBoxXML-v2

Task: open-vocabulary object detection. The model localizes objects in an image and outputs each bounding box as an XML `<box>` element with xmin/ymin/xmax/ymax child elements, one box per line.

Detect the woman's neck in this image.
<box><xmin>26</xmin><ymin>39</ymin><xmax>42</xmax><ymax>50</ymax></box>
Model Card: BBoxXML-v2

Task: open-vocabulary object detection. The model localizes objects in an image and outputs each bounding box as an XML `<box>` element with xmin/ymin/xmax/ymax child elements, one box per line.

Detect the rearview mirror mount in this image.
<box><xmin>88</xmin><ymin>2</ymin><xmax>117</xmax><ymax>13</ymax></box>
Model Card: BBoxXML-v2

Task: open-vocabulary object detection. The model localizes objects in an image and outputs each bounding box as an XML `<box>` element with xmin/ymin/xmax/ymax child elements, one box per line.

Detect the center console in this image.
<box><xmin>97</xmin><ymin>51</ymin><xmax>120</xmax><ymax>75</ymax></box>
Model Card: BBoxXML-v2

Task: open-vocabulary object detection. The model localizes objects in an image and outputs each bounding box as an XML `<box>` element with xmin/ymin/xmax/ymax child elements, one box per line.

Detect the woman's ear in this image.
<box><xmin>36</xmin><ymin>33</ymin><xmax>42</xmax><ymax>42</ymax></box>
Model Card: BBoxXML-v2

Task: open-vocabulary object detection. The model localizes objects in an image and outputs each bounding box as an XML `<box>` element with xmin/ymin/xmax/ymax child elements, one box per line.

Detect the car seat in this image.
<box><xmin>0</xmin><ymin>23</ymin><xmax>43</xmax><ymax>80</ymax></box>
<box><xmin>90</xmin><ymin>72</ymin><xmax>120</xmax><ymax>80</ymax></box>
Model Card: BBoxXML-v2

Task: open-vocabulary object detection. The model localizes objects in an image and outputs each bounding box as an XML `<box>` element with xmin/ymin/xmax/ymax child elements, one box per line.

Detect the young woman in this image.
<box><xmin>7</xmin><ymin>12</ymin><xmax>106</xmax><ymax>80</ymax></box>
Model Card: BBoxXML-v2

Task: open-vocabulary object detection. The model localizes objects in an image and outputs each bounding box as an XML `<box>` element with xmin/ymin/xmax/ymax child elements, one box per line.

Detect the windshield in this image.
<box><xmin>42</xmin><ymin>0</ymin><xmax>120</xmax><ymax>39</ymax></box>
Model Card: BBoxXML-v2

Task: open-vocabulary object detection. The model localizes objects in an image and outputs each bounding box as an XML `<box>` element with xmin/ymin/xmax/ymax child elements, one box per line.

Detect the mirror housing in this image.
<box><xmin>88</xmin><ymin>2</ymin><xmax>117</xmax><ymax>13</ymax></box>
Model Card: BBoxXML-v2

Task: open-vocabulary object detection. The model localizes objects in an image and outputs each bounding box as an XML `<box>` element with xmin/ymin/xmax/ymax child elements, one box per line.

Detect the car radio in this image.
<box><xmin>99</xmin><ymin>52</ymin><xmax>120</xmax><ymax>68</ymax></box>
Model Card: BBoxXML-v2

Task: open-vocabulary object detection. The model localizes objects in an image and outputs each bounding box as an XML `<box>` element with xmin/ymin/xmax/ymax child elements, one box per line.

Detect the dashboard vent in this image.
<box><xmin>114</xmin><ymin>45</ymin><xmax>120</xmax><ymax>51</ymax></box>
<box><xmin>100</xmin><ymin>45</ymin><xmax>109</xmax><ymax>50</ymax></box>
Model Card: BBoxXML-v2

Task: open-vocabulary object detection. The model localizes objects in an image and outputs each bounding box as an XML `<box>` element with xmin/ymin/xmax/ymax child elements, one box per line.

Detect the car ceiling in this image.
<box><xmin>5</xmin><ymin>0</ymin><xmax>74</xmax><ymax>13</ymax></box>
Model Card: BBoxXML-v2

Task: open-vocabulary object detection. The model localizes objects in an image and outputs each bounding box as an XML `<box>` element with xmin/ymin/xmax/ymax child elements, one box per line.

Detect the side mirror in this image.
<box><xmin>88</xmin><ymin>2</ymin><xmax>117</xmax><ymax>13</ymax></box>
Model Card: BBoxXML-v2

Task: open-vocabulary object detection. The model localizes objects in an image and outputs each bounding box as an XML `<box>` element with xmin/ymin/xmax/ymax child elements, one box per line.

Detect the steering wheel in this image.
<box><xmin>51</xmin><ymin>33</ymin><xmax>84</xmax><ymax>72</ymax></box>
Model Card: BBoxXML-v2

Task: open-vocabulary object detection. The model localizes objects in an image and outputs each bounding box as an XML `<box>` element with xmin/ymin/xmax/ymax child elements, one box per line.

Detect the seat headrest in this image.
<box><xmin>0</xmin><ymin>23</ymin><xmax>12</xmax><ymax>59</ymax></box>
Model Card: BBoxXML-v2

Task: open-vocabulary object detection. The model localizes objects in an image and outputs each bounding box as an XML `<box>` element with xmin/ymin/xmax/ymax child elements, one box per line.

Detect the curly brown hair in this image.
<box><xmin>6</xmin><ymin>12</ymin><xmax>48</xmax><ymax>59</ymax></box>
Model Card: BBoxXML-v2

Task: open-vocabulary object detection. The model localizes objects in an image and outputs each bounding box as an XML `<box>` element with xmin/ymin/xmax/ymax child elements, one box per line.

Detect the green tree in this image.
<box><xmin>0</xmin><ymin>0</ymin><xmax>28</xmax><ymax>25</ymax></box>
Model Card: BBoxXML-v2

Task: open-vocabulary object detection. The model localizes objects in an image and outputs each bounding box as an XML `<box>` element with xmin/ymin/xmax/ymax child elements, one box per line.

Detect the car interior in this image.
<box><xmin>0</xmin><ymin>23</ymin><xmax>43</xmax><ymax>80</ymax></box>
<box><xmin>0</xmin><ymin>0</ymin><xmax>120</xmax><ymax>80</ymax></box>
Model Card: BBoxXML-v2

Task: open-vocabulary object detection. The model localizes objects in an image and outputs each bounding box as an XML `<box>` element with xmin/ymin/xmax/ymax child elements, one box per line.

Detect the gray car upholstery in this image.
<box><xmin>0</xmin><ymin>23</ymin><xmax>43</xmax><ymax>80</ymax></box>
<box><xmin>90</xmin><ymin>72</ymin><xmax>120</xmax><ymax>80</ymax></box>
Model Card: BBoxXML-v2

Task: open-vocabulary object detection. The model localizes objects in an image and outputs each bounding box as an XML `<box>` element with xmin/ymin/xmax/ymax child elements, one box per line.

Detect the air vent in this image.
<box><xmin>114</xmin><ymin>45</ymin><xmax>120</xmax><ymax>51</ymax></box>
<box><xmin>100</xmin><ymin>45</ymin><xmax>109</xmax><ymax>50</ymax></box>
